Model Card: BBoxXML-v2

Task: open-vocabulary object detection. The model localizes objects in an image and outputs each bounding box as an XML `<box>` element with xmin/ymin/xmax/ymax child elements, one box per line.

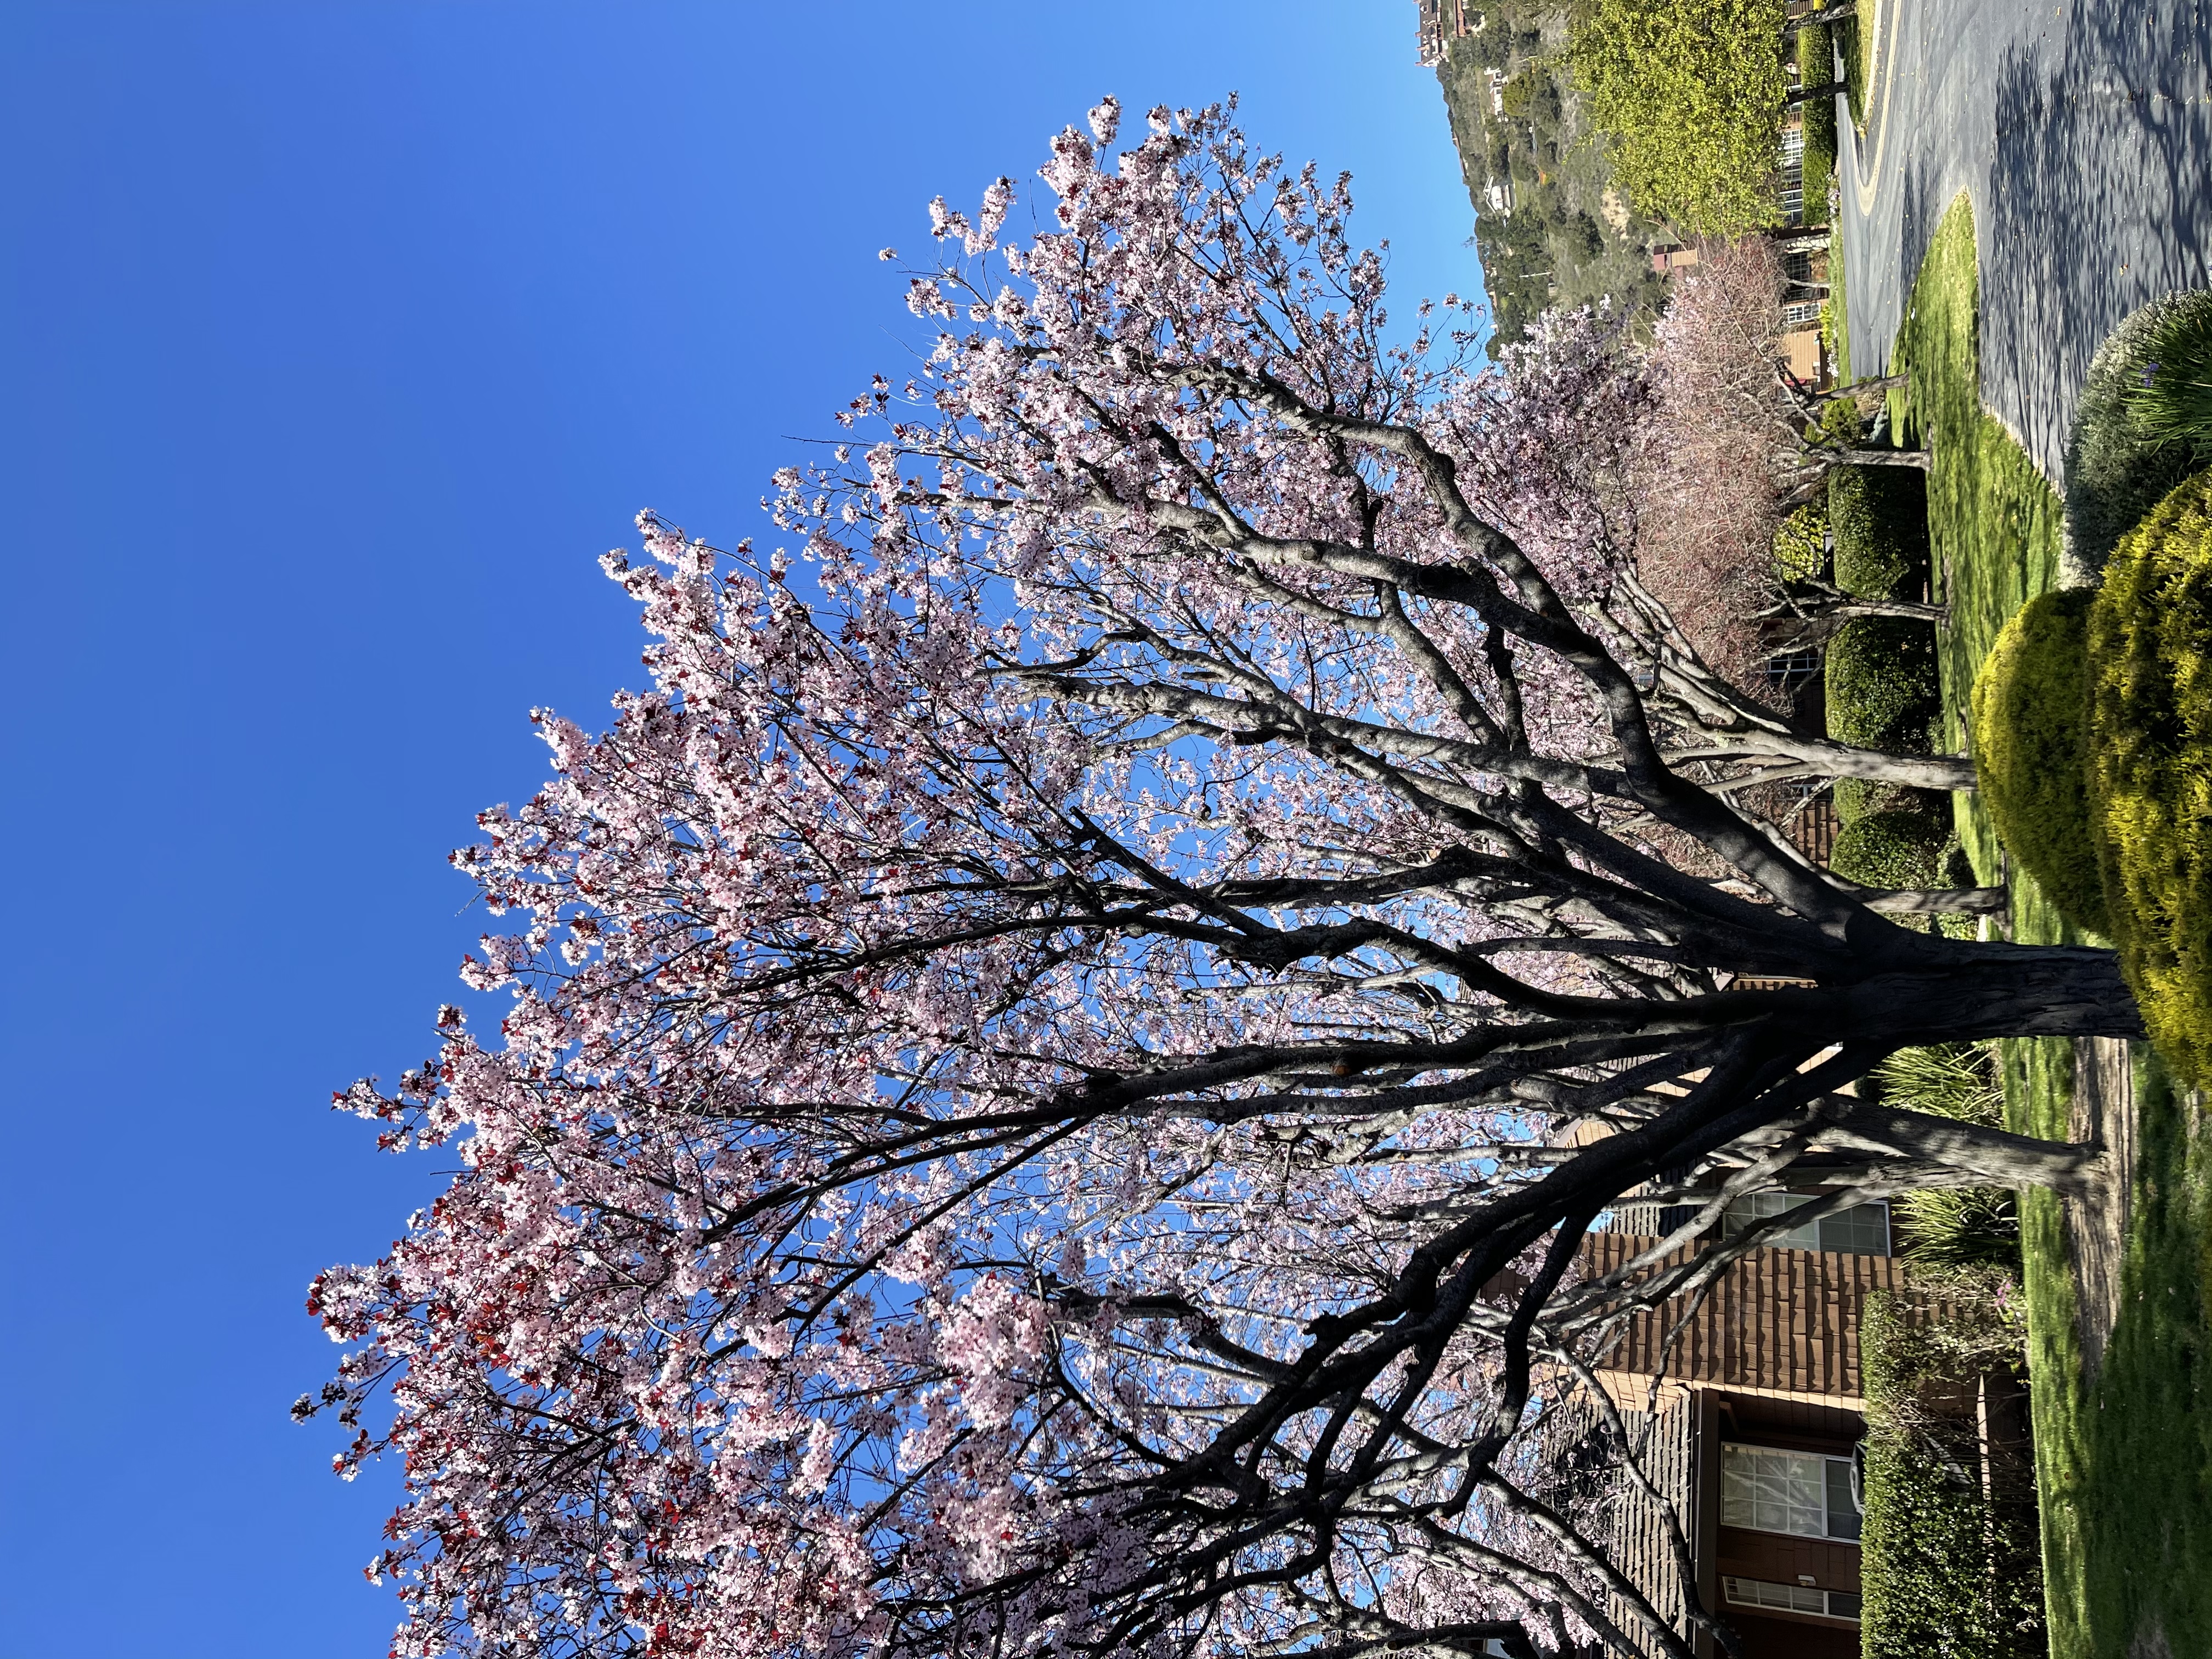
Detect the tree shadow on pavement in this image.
<box><xmin>1978</xmin><ymin>0</ymin><xmax>2212</xmax><ymax>482</ymax></box>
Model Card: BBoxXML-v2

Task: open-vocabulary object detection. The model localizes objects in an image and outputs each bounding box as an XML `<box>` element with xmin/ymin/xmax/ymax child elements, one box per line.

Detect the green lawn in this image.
<box><xmin>1827</xmin><ymin>223</ymin><xmax>1851</xmax><ymax>385</ymax></box>
<box><xmin>1887</xmin><ymin>193</ymin><xmax>2212</xmax><ymax>1659</ymax></box>
<box><xmin>1839</xmin><ymin>9</ymin><xmax>1868</xmax><ymax>131</ymax></box>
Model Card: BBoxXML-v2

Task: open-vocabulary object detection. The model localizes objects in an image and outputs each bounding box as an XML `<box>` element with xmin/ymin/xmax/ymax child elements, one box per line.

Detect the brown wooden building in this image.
<box><xmin>1563</xmin><ymin>1206</ymin><xmax>1926</xmax><ymax>1658</ymax></box>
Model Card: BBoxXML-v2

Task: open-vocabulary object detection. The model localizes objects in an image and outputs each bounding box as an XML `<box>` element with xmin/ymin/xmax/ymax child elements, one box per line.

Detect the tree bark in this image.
<box><xmin>1814</xmin><ymin>1099</ymin><xmax>2107</xmax><ymax>1198</ymax></box>
<box><xmin>1860</xmin><ymin>886</ymin><xmax>2008</xmax><ymax>916</ymax></box>
<box><xmin>1813</xmin><ymin>374</ymin><xmax>1908</xmax><ymax>402</ymax></box>
<box><xmin>1781</xmin><ymin>1</ymin><xmax>1857</xmax><ymax>34</ymax></box>
<box><xmin>1816</xmin><ymin>943</ymin><xmax>2144</xmax><ymax>1046</ymax></box>
<box><xmin>1827</xmin><ymin>446</ymin><xmax>1932</xmax><ymax>469</ymax></box>
<box><xmin>1787</xmin><ymin>80</ymin><xmax>1844</xmax><ymax>104</ymax></box>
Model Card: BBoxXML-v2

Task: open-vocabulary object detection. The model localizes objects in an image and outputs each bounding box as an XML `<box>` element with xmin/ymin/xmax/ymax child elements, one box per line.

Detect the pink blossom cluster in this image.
<box><xmin>309</xmin><ymin>99</ymin><xmax>1738</xmax><ymax>1659</ymax></box>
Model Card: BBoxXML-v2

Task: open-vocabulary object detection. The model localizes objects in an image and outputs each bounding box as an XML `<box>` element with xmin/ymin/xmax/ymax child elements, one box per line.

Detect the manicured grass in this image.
<box><xmin>1889</xmin><ymin>192</ymin><xmax>2212</xmax><ymax>1659</ymax></box>
<box><xmin>1827</xmin><ymin>222</ymin><xmax>1850</xmax><ymax>383</ymax></box>
<box><xmin>1839</xmin><ymin>10</ymin><xmax>1867</xmax><ymax>131</ymax></box>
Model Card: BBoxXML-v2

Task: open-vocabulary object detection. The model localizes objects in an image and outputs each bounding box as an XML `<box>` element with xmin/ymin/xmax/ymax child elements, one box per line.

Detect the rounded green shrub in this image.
<box><xmin>1832</xmin><ymin>775</ymin><xmax>1881</xmax><ymax>823</ymax></box>
<box><xmin>2065</xmin><ymin>289</ymin><xmax>2212</xmax><ymax>573</ymax></box>
<box><xmin>2086</xmin><ymin>469</ymin><xmax>2212</xmax><ymax>1088</ymax></box>
<box><xmin>1967</xmin><ymin>588</ymin><xmax>2108</xmax><ymax>934</ymax></box>
<box><xmin>1829</xmin><ymin>463</ymin><xmax>1931</xmax><ymax>599</ymax></box>
<box><xmin>1825</xmin><ymin>615</ymin><xmax>1940</xmax><ymax>751</ymax></box>
<box><xmin>1831</xmin><ymin>807</ymin><xmax>1950</xmax><ymax>890</ymax></box>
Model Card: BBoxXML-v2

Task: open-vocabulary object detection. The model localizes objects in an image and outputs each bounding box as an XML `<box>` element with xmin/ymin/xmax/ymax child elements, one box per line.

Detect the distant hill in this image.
<box><xmin>1427</xmin><ymin>0</ymin><xmax>1672</xmax><ymax>349</ymax></box>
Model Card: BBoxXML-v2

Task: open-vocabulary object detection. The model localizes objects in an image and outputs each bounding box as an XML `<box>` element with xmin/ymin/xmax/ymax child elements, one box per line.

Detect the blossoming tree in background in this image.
<box><xmin>306</xmin><ymin>100</ymin><xmax>2138</xmax><ymax>1659</ymax></box>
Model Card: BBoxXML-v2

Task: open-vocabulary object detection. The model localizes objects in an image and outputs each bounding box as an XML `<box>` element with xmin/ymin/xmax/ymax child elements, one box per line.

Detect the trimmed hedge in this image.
<box><xmin>1968</xmin><ymin>587</ymin><xmax>2109</xmax><ymax>933</ymax></box>
<box><xmin>2064</xmin><ymin>288</ymin><xmax>2212</xmax><ymax>573</ymax></box>
<box><xmin>1830</xmin><ymin>462</ymin><xmax>1931</xmax><ymax>599</ymax></box>
<box><xmin>2086</xmin><ymin>469</ymin><xmax>2212</xmax><ymax>1088</ymax></box>
<box><xmin>1830</xmin><ymin>807</ymin><xmax>1950</xmax><ymax>890</ymax></box>
<box><xmin>1860</xmin><ymin>1290</ymin><xmax>2046</xmax><ymax>1659</ymax></box>
<box><xmin>1799</xmin><ymin>22</ymin><xmax>1837</xmax><ymax>224</ymax></box>
<box><xmin>1825</xmin><ymin>615</ymin><xmax>1940</xmax><ymax>751</ymax></box>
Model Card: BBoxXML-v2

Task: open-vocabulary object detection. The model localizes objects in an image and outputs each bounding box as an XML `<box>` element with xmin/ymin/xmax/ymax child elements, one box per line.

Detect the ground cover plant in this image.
<box><xmin>1888</xmin><ymin>193</ymin><xmax>2212</xmax><ymax>1659</ymax></box>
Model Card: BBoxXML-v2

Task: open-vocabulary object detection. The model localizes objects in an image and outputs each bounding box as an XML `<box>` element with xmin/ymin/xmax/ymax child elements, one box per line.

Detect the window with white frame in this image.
<box><xmin>1722</xmin><ymin>1189</ymin><xmax>1891</xmax><ymax>1256</ymax></box>
<box><xmin>1723</xmin><ymin>1577</ymin><xmax>1862</xmax><ymax>1622</ymax></box>
<box><xmin>1721</xmin><ymin>1443</ymin><xmax>1861</xmax><ymax>1541</ymax></box>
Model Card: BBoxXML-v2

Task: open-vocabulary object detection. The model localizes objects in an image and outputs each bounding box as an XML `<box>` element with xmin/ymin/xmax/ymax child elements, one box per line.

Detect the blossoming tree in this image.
<box><xmin>306</xmin><ymin>100</ymin><xmax>2138</xmax><ymax>1659</ymax></box>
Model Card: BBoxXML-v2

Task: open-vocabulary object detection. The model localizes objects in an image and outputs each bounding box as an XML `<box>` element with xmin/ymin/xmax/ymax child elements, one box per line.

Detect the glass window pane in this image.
<box><xmin>1723</xmin><ymin>1444</ymin><xmax>1835</xmax><ymax>1537</ymax></box>
<box><xmin>1826</xmin><ymin>1456</ymin><xmax>1863</xmax><ymax>1541</ymax></box>
<box><xmin>1827</xmin><ymin>1592</ymin><xmax>1864</xmax><ymax>1620</ymax></box>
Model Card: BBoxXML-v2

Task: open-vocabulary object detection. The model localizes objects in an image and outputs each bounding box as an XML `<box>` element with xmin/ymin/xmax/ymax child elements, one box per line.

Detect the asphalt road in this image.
<box><xmin>1840</xmin><ymin>0</ymin><xmax>2212</xmax><ymax>482</ymax></box>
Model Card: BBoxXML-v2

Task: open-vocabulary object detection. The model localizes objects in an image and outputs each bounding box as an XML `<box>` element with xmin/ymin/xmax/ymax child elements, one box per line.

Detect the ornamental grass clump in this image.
<box><xmin>1826</xmin><ymin>615</ymin><xmax>1940</xmax><ymax>751</ymax></box>
<box><xmin>2086</xmin><ymin>469</ymin><xmax>2212</xmax><ymax>1087</ymax></box>
<box><xmin>1872</xmin><ymin>1041</ymin><xmax>2004</xmax><ymax>1125</ymax></box>
<box><xmin>1829</xmin><ymin>462</ymin><xmax>1930</xmax><ymax>598</ymax></box>
<box><xmin>2120</xmin><ymin>297</ymin><xmax>2212</xmax><ymax>449</ymax></box>
<box><xmin>1968</xmin><ymin>587</ymin><xmax>2108</xmax><ymax>934</ymax></box>
<box><xmin>2066</xmin><ymin>289</ymin><xmax>2212</xmax><ymax>571</ymax></box>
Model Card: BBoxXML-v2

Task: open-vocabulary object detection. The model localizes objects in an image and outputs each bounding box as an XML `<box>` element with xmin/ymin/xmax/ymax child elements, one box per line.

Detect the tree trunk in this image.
<box><xmin>1827</xmin><ymin>446</ymin><xmax>1933</xmax><ymax>470</ymax></box>
<box><xmin>1781</xmin><ymin>1</ymin><xmax>1857</xmax><ymax>34</ymax></box>
<box><xmin>1814</xmin><ymin>1099</ymin><xmax>2107</xmax><ymax>1197</ymax></box>
<box><xmin>1787</xmin><ymin>80</ymin><xmax>1844</xmax><ymax>105</ymax></box>
<box><xmin>1805</xmin><ymin>741</ymin><xmax>1974</xmax><ymax>791</ymax></box>
<box><xmin>1813</xmin><ymin>374</ymin><xmax>1908</xmax><ymax>402</ymax></box>
<box><xmin>1860</xmin><ymin>886</ymin><xmax>2008</xmax><ymax>916</ymax></box>
<box><xmin>1820</xmin><ymin>943</ymin><xmax>2145</xmax><ymax>1045</ymax></box>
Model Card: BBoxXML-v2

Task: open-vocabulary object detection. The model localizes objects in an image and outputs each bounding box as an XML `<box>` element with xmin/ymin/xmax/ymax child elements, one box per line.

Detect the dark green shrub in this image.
<box><xmin>1967</xmin><ymin>587</ymin><xmax>2108</xmax><ymax>934</ymax></box>
<box><xmin>1825</xmin><ymin>616</ymin><xmax>1939</xmax><ymax>751</ymax></box>
<box><xmin>1829</xmin><ymin>464</ymin><xmax>1931</xmax><ymax>598</ymax></box>
<box><xmin>1860</xmin><ymin>1291</ymin><xmax>2045</xmax><ymax>1659</ymax></box>
<box><xmin>1832</xmin><ymin>775</ymin><xmax>1878</xmax><ymax>823</ymax></box>
<box><xmin>2086</xmin><ymin>469</ymin><xmax>2212</xmax><ymax>1088</ymax></box>
<box><xmin>1830</xmin><ymin>807</ymin><xmax>1949</xmax><ymax>889</ymax></box>
<box><xmin>1798</xmin><ymin>24</ymin><xmax>1836</xmax><ymax>222</ymax></box>
<box><xmin>2065</xmin><ymin>289</ymin><xmax>2212</xmax><ymax>572</ymax></box>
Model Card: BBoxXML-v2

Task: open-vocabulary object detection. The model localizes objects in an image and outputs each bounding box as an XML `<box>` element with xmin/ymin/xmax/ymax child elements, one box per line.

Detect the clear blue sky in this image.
<box><xmin>0</xmin><ymin>4</ymin><xmax>1485</xmax><ymax>1651</ymax></box>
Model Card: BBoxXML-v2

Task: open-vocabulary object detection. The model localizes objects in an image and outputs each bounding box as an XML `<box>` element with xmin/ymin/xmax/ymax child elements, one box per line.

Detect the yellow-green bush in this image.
<box><xmin>1773</xmin><ymin>500</ymin><xmax>1829</xmax><ymax>583</ymax></box>
<box><xmin>1826</xmin><ymin>616</ymin><xmax>1940</xmax><ymax>751</ymax></box>
<box><xmin>1968</xmin><ymin>588</ymin><xmax>2108</xmax><ymax>934</ymax></box>
<box><xmin>2086</xmin><ymin>469</ymin><xmax>2212</xmax><ymax>1087</ymax></box>
<box><xmin>1830</xmin><ymin>463</ymin><xmax>1931</xmax><ymax>599</ymax></box>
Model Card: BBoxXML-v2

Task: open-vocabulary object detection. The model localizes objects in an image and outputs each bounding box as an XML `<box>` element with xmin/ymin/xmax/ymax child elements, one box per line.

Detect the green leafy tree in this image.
<box><xmin>1570</xmin><ymin>0</ymin><xmax>1791</xmax><ymax>235</ymax></box>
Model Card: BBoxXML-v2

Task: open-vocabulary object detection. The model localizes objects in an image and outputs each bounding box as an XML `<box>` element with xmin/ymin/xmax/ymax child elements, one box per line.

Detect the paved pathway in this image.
<box><xmin>1841</xmin><ymin>0</ymin><xmax>2212</xmax><ymax>482</ymax></box>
